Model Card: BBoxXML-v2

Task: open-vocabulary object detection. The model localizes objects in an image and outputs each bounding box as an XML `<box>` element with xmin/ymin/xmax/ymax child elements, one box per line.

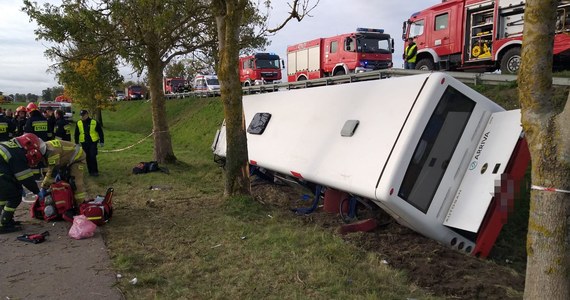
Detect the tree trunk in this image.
<box><xmin>215</xmin><ymin>0</ymin><xmax>251</xmax><ymax>197</ymax></box>
<box><xmin>519</xmin><ymin>1</ymin><xmax>570</xmax><ymax>298</ymax></box>
<box><xmin>147</xmin><ymin>51</ymin><xmax>176</xmax><ymax>164</ymax></box>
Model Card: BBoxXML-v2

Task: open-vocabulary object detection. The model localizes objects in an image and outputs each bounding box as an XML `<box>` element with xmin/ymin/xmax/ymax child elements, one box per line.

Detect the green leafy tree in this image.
<box><xmin>518</xmin><ymin>1</ymin><xmax>569</xmax><ymax>299</ymax></box>
<box><xmin>57</xmin><ymin>54</ymin><xmax>123</xmax><ymax>124</ymax></box>
<box><xmin>212</xmin><ymin>0</ymin><xmax>318</xmax><ymax>196</ymax></box>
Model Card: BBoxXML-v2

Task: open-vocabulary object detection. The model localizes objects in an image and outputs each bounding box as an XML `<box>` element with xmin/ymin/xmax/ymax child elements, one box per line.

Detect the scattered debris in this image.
<box><xmin>211</xmin><ymin>244</ymin><xmax>222</xmax><ymax>249</ymax></box>
<box><xmin>129</xmin><ymin>278</ymin><xmax>138</xmax><ymax>285</ymax></box>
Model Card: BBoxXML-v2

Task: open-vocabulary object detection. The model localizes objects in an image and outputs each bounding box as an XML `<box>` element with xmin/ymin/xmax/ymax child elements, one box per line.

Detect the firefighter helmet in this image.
<box><xmin>26</xmin><ymin>102</ymin><xmax>39</xmax><ymax>113</ymax></box>
<box><xmin>16</xmin><ymin>106</ymin><xmax>26</xmax><ymax>113</ymax></box>
<box><xmin>14</xmin><ymin>133</ymin><xmax>45</xmax><ymax>167</ymax></box>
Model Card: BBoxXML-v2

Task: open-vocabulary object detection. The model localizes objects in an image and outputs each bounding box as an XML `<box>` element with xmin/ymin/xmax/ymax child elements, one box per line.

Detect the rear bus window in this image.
<box><xmin>398</xmin><ymin>86</ymin><xmax>475</xmax><ymax>213</ymax></box>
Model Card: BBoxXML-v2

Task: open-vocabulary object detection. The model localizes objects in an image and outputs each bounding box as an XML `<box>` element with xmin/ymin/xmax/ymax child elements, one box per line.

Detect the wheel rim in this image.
<box><xmin>507</xmin><ymin>55</ymin><xmax>521</xmax><ymax>73</ymax></box>
<box><xmin>418</xmin><ymin>65</ymin><xmax>430</xmax><ymax>71</ymax></box>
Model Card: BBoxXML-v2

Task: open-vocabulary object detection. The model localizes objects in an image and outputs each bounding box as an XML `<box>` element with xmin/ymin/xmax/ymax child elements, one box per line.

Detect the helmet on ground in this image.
<box><xmin>14</xmin><ymin>133</ymin><xmax>46</xmax><ymax>167</ymax></box>
<box><xmin>16</xmin><ymin>106</ymin><xmax>26</xmax><ymax>113</ymax></box>
<box><xmin>26</xmin><ymin>102</ymin><xmax>39</xmax><ymax>113</ymax></box>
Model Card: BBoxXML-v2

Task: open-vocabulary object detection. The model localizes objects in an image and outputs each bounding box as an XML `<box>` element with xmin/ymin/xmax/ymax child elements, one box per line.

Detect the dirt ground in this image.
<box><xmin>252</xmin><ymin>181</ymin><xmax>526</xmax><ymax>299</ymax></box>
<box><xmin>0</xmin><ymin>203</ymin><xmax>123</xmax><ymax>300</ymax></box>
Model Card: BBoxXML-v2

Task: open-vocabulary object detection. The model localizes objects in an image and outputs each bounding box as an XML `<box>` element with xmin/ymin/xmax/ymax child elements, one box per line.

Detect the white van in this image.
<box><xmin>193</xmin><ymin>74</ymin><xmax>221</xmax><ymax>96</ymax></box>
<box><xmin>39</xmin><ymin>101</ymin><xmax>73</xmax><ymax>121</ymax></box>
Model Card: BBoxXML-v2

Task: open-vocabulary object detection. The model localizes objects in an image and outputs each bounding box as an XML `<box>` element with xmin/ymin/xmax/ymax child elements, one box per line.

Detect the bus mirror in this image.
<box><xmin>281</xmin><ymin>59</ymin><xmax>285</xmax><ymax>69</ymax></box>
<box><xmin>402</xmin><ymin>21</ymin><xmax>407</xmax><ymax>41</ymax></box>
<box><xmin>391</xmin><ymin>39</ymin><xmax>395</xmax><ymax>53</ymax></box>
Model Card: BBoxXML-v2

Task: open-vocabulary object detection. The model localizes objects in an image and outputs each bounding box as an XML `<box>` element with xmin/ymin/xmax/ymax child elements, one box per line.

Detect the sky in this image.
<box><xmin>0</xmin><ymin>0</ymin><xmax>441</xmax><ymax>96</ymax></box>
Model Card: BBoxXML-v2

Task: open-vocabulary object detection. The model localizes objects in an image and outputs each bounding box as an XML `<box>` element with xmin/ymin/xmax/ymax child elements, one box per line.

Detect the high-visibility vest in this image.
<box><xmin>77</xmin><ymin>119</ymin><xmax>100</xmax><ymax>143</ymax></box>
<box><xmin>405</xmin><ymin>44</ymin><xmax>418</xmax><ymax>63</ymax></box>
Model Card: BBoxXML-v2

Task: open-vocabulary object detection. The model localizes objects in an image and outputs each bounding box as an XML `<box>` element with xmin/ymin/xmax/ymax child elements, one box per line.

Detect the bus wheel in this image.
<box><xmin>416</xmin><ymin>58</ymin><xmax>434</xmax><ymax>71</ymax></box>
<box><xmin>500</xmin><ymin>48</ymin><xmax>521</xmax><ymax>74</ymax></box>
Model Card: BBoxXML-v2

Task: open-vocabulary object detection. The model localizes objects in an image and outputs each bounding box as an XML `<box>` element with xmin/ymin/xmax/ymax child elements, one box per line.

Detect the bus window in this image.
<box><xmin>398</xmin><ymin>86</ymin><xmax>475</xmax><ymax>213</ymax></box>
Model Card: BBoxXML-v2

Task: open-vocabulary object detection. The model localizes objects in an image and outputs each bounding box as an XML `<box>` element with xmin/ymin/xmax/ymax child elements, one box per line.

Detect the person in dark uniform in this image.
<box><xmin>43</xmin><ymin>107</ymin><xmax>56</xmax><ymax>140</ymax></box>
<box><xmin>0</xmin><ymin>133</ymin><xmax>43</xmax><ymax>233</ymax></box>
<box><xmin>54</xmin><ymin>109</ymin><xmax>71</xmax><ymax>141</ymax></box>
<box><xmin>24</xmin><ymin>102</ymin><xmax>49</xmax><ymax>141</ymax></box>
<box><xmin>14</xmin><ymin>106</ymin><xmax>27</xmax><ymax>137</ymax></box>
<box><xmin>74</xmin><ymin>110</ymin><xmax>104</xmax><ymax>176</ymax></box>
<box><xmin>0</xmin><ymin>108</ymin><xmax>16</xmax><ymax>142</ymax></box>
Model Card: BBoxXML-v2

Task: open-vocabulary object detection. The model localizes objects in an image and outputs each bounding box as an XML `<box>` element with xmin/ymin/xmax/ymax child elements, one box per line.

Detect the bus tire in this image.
<box><xmin>416</xmin><ymin>58</ymin><xmax>434</xmax><ymax>71</ymax></box>
<box><xmin>500</xmin><ymin>47</ymin><xmax>521</xmax><ymax>74</ymax></box>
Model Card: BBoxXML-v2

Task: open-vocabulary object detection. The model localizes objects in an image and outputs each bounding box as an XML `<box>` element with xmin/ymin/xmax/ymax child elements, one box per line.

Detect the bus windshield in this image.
<box><xmin>398</xmin><ymin>86</ymin><xmax>475</xmax><ymax>213</ymax></box>
<box><xmin>255</xmin><ymin>59</ymin><xmax>280</xmax><ymax>69</ymax></box>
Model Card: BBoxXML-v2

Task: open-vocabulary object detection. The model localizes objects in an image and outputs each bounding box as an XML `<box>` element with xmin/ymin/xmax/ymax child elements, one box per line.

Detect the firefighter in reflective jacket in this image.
<box><xmin>40</xmin><ymin>139</ymin><xmax>88</xmax><ymax>205</ymax></box>
<box><xmin>24</xmin><ymin>103</ymin><xmax>49</xmax><ymax>141</ymax></box>
<box><xmin>0</xmin><ymin>133</ymin><xmax>43</xmax><ymax>234</ymax></box>
<box><xmin>0</xmin><ymin>109</ymin><xmax>16</xmax><ymax>141</ymax></box>
<box><xmin>24</xmin><ymin>103</ymin><xmax>48</xmax><ymax>178</ymax></box>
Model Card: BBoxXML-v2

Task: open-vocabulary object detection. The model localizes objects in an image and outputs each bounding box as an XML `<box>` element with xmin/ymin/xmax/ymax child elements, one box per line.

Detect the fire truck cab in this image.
<box><xmin>287</xmin><ymin>28</ymin><xmax>394</xmax><ymax>82</ymax></box>
<box><xmin>403</xmin><ymin>0</ymin><xmax>570</xmax><ymax>73</ymax></box>
<box><xmin>239</xmin><ymin>53</ymin><xmax>283</xmax><ymax>86</ymax></box>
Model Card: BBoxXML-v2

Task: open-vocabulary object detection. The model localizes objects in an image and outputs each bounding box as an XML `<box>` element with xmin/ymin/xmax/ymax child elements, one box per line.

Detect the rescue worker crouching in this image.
<box><xmin>40</xmin><ymin>139</ymin><xmax>88</xmax><ymax>206</ymax></box>
<box><xmin>0</xmin><ymin>133</ymin><xmax>42</xmax><ymax>234</ymax></box>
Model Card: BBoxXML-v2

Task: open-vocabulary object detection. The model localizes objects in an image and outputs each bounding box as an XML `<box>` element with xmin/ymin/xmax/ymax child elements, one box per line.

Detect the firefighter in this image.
<box><xmin>74</xmin><ymin>110</ymin><xmax>104</xmax><ymax>177</ymax></box>
<box><xmin>24</xmin><ymin>102</ymin><xmax>49</xmax><ymax>141</ymax></box>
<box><xmin>43</xmin><ymin>107</ymin><xmax>56</xmax><ymax>140</ymax></box>
<box><xmin>24</xmin><ymin>102</ymin><xmax>49</xmax><ymax>178</ymax></box>
<box><xmin>54</xmin><ymin>109</ymin><xmax>71</xmax><ymax>141</ymax></box>
<box><xmin>404</xmin><ymin>37</ymin><xmax>418</xmax><ymax>70</ymax></box>
<box><xmin>40</xmin><ymin>139</ymin><xmax>88</xmax><ymax>205</ymax></box>
<box><xmin>0</xmin><ymin>108</ymin><xmax>16</xmax><ymax>141</ymax></box>
<box><xmin>14</xmin><ymin>106</ymin><xmax>27</xmax><ymax>137</ymax></box>
<box><xmin>0</xmin><ymin>133</ymin><xmax>43</xmax><ymax>233</ymax></box>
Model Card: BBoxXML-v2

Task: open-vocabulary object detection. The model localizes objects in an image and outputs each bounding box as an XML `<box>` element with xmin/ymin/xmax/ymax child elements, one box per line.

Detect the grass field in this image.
<box><xmin>89</xmin><ymin>97</ymin><xmax>438</xmax><ymax>299</ymax></box>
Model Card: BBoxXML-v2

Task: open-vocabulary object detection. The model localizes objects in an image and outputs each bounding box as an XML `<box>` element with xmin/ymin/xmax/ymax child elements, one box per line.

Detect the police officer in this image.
<box><xmin>54</xmin><ymin>109</ymin><xmax>71</xmax><ymax>141</ymax></box>
<box><xmin>40</xmin><ymin>139</ymin><xmax>88</xmax><ymax>205</ymax></box>
<box><xmin>24</xmin><ymin>102</ymin><xmax>49</xmax><ymax>141</ymax></box>
<box><xmin>404</xmin><ymin>37</ymin><xmax>418</xmax><ymax>70</ymax></box>
<box><xmin>0</xmin><ymin>108</ymin><xmax>16</xmax><ymax>141</ymax></box>
<box><xmin>74</xmin><ymin>110</ymin><xmax>104</xmax><ymax>176</ymax></box>
<box><xmin>0</xmin><ymin>133</ymin><xmax>43</xmax><ymax>233</ymax></box>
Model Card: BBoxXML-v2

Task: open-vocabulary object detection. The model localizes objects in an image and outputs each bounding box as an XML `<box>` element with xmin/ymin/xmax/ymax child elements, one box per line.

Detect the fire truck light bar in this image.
<box><xmin>356</xmin><ymin>28</ymin><xmax>384</xmax><ymax>33</ymax></box>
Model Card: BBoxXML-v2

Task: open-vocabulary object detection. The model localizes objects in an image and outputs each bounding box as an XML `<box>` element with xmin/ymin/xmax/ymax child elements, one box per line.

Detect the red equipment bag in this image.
<box><xmin>79</xmin><ymin>187</ymin><xmax>114</xmax><ymax>226</ymax></box>
<box><xmin>30</xmin><ymin>181</ymin><xmax>76</xmax><ymax>222</ymax></box>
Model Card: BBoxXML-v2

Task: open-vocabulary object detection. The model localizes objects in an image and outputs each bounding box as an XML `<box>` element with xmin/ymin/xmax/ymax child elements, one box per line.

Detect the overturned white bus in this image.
<box><xmin>212</xmin><ymin>73</ymin><xmax>530</xmax><ymax>257</ymax></box>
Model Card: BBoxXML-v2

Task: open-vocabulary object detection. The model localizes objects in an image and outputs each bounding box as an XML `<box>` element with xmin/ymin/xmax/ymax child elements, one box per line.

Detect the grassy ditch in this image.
<box><xmin>92</xmin><ymin>97</ymin><xmax>433</xmax><ymax>299</ymax></box>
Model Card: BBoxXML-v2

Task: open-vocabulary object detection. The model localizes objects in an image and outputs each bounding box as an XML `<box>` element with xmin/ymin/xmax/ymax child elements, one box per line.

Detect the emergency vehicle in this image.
<box><xmin>239</xmin><ymin>53</ymin><xmax>283</xmax><ymax>86</ymax></box>
<box><xmin>212</xmin><ymin>73</ymin><xmax>530</xmax><ymax>257</ymax></box>
<box><xmin>287</xmin><ymin>28</ymin><xmax>394</xmax><ymax>82</ymax></box>
<box><xmin>38</xmin><ymin>101</ymin><xmax>73</xmax><ymax>121</ymax></box>
<box><xmin>163</xmin><ymin>77</ymin><xmax>189</xmax><ymax>94</ymax></box>
<box><xmin>403</xmin><ymin>0</ymin><xmax>570</xmax><ymax>74</ymax></box>
<box><xmin>126</xmin><ymin>85</ymin><xmax>144</xmax><ymax>100</ymax></box>
<box><xmin>192</xmin><ymin>74</ymin><xmax>220</xmax><ymax>96</ymax></box>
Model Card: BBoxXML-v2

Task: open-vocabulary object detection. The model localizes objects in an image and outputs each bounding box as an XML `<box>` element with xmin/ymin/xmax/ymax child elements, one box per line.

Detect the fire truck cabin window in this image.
<box><xmin>410</xmin><ymin>20</ymin><xmax>425</xmax><ymax>37</ymax></box>
<box><xmin>435</xmin><ymin>13</ymin><xmax>449</xmax><ymax>30</ymax></box>
<box><xmin>330</xmin><ymin>41</ymin><xmax>338</xmax><ymax>53</ymax></box>
<box><xmin>398</xmin><ymin>86</ymin><xmax>475</xmax><ymax>213</ymax></box>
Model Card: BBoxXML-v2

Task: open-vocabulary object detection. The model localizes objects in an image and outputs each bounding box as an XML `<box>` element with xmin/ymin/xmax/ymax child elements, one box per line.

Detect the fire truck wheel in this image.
<box><xmin>500</xmin><ymin>47</ymin><xmax>521</xmax><ymax>74</ymax></box>
<box><xmin>334</xmin><ymin>69</ymin><xmax>346</xmax><ymax>76</ymax></box>
<box><xmin>416</xmin><ymin>58</ymin><xmax>434</xmax><ymax>71</ymax></box>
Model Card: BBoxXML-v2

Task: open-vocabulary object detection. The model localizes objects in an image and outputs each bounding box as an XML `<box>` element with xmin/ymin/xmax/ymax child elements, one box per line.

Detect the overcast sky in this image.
<box><xmin>0</xmin><ymin>0</ymin><xmax>440</xmax><ymax>95</ymax></box>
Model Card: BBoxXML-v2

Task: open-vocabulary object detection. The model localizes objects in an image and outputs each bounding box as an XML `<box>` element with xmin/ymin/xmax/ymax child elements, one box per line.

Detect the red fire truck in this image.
<box><xmin>403</xmin><ymin>0</ymin><xmax>570</xmax><ymax>74</ymax></box>
<box><xmin>239</xmin><ymin>53</ymin><xmax>283</xmax><ymax>86</ymax></box>
<box><xmin>287</xmin><ymin>28</ymin><xmax>394</xmax><ymax>82</ymax></box>
<box><xmin>125</xmin><ymin>85</ymin><xmax>144</xmax><ymax>100</ymax></box>
<box><xmin>163</xmin><ymin>77</ymin><xmax>188</xmax><ymax>94</ymax></box>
